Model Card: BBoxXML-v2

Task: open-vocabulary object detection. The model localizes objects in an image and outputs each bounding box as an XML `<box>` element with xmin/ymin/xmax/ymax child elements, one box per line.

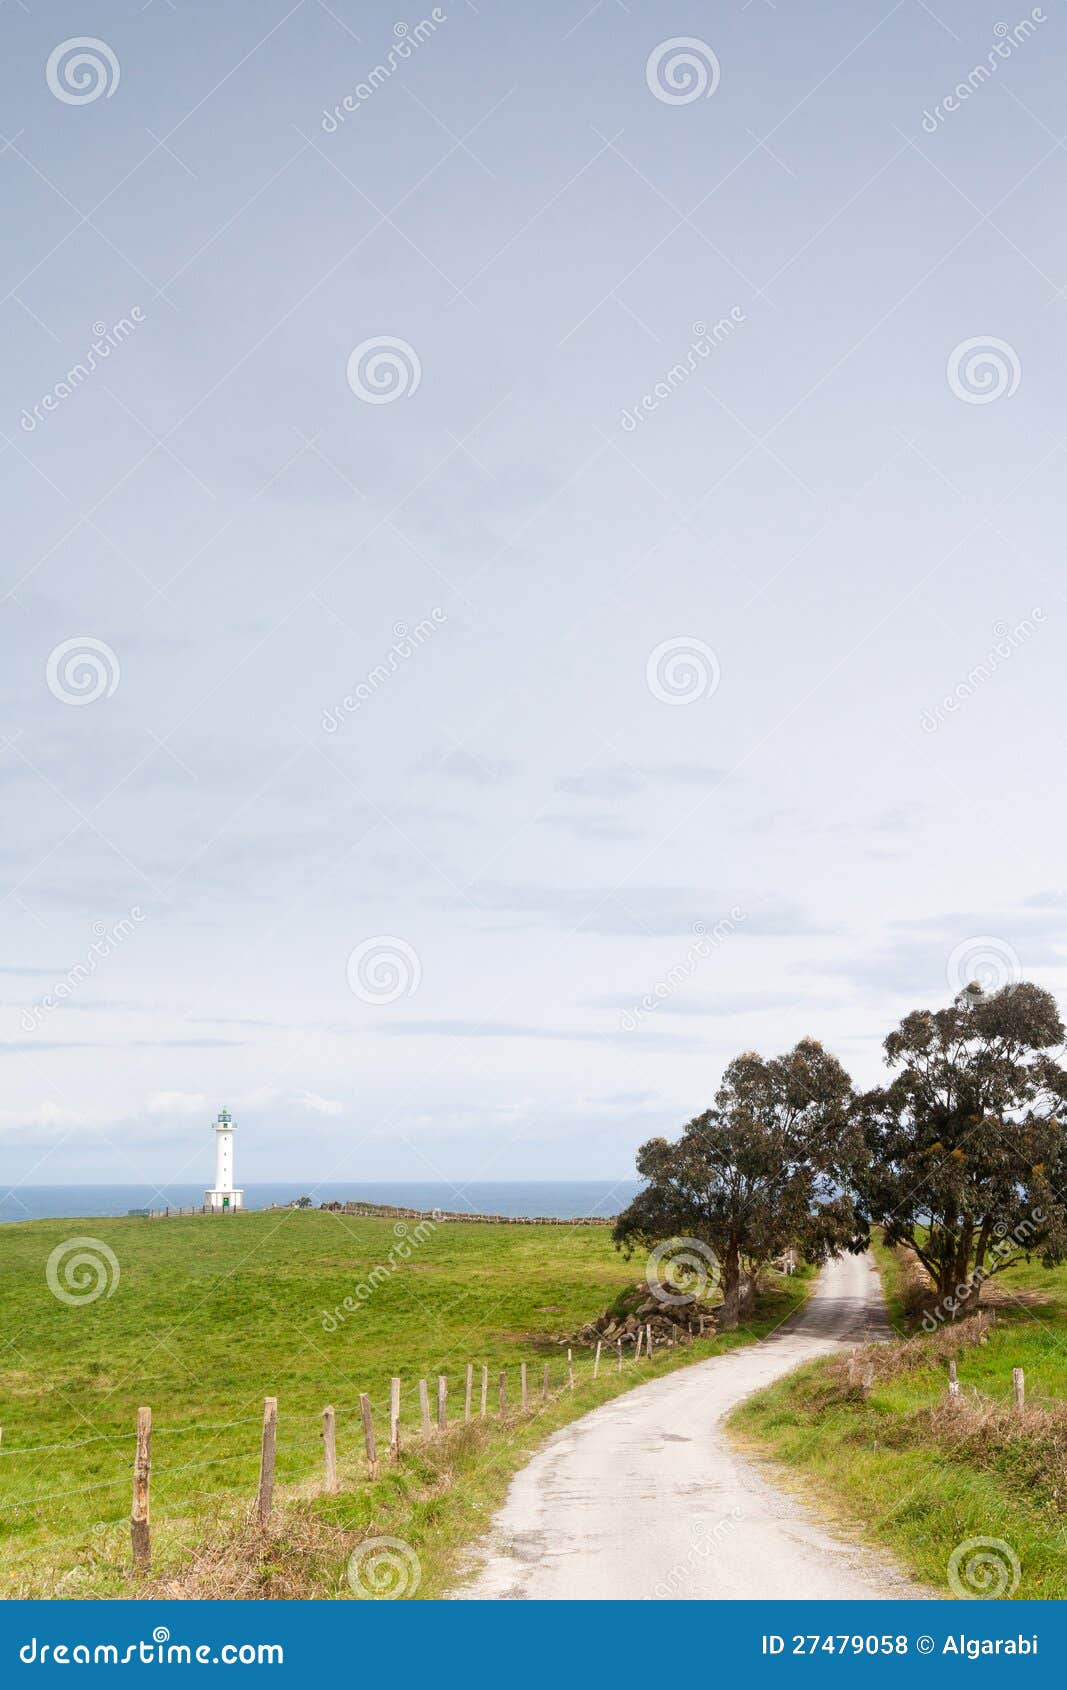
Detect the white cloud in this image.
<box><xmin>291</xmin><ymin>1090</ymin><xmax>344</xmax><ymax>1117</ymax></box>
<box><xmin>146</xmin><ymin>1091</ymin><xmax>210</xmax><ymax>1117</ymax></box>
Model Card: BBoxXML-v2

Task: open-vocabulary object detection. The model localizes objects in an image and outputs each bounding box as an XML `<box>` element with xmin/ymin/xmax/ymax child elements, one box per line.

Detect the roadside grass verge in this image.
<box><xmin>731</xmin><ymin>1249</ymin><xmax>1067</xmax><ymax>1599</ymax></box>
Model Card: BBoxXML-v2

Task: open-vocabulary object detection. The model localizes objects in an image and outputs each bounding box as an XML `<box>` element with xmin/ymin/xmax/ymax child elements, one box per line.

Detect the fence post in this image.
<box><xmin>437</xmin><ymin>1375</ymin><xmax>448</xmax><ymax>1430</ymax></box>
<box><xmin>617</xmin><ymin>1339</ymin><xmax>622</xmax><ymax>1372</ymax></box>
<box><xmin>390</xmin><ymin>1377</ymin><xmax>401</xmax><ymax>1459</ymax></box>
<box><xmin>360</xmin><ymin>1392</ymin><xmax>378</xmax><ymax>1475</ymax></box>
<box><xmin>947</xmin><ymin>1360</ymin><xmax>960</xmax><ymax>1403</ymax></box>
<box><xmin>634</xmin><ymin>1328</ymin><xmax>643</xmax><ymax>1361</ymax></box>
<box><xmin>464</xmin><ymin>1363</ymin><xmax>473</xmax><ymax>1423</ymax></box>
<box><xmin>480</xmin><ymin>1364</ymin><xmax>488</xmax><ymax>1417</ymax></box>
<box><xmin>419</xmin><ymin>1378</ymin><xmax>432</xmax><ymax>1436</ymax></box>
<box><xmin>256</xmin><ymin>1397</ymin><xmax>277</xmax><ymax>1527</ymax></box>
<box><xmin>541</xmin><ymin>1362</ymin><xmax>549</xmax><ymax>1400</ymax></box>
<box><xmin>593</xmin><ymin>1341</ymin><xmax>602</xmax><ymax>1379</ymax></box>
<box><xmin>498</xmin><ymin>1369</ymin><xmax>507</xmax><ymax>1416</ymax></box>
<box><xmin>567</xmin><ymin>1348</ymin><xmax>574</xmax><ymax>1389</ymax></box>
<box><xmin>322</xmin><ymin>1405</ymin><xmax>338</xmax><ymax>1492</ymax></box>
<box><xmin>1013</xmin><ymin>1366</ymin><xmax>1025</xmax><ymax>1411</ymax></box>
<box><xmin>130</xmin><ymin>1406</ymin><xmax>151</xmax><ymax>1573</ymax></box>
<box><xmin>646</xmin><ymin>1322</ymin><xmax>653</xmax><ymax>1358</ymax></box>
<box><xmin>860</xmin><ymin>1364</ymin><xmax>873</xmax><ymax>1400</ymax></box>
<box><xmin>520</xmin><ymin>1362</ymin><xmax>528</xmax><ymax>1410</ymax></box>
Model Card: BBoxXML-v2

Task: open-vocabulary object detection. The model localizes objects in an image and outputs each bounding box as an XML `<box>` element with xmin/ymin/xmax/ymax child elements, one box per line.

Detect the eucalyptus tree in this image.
<box><xmin>856</xmin><ymin>981</ymin><xmax>1067</xmax><ymax>1314</ymax></box>
<box><xmin>614</xmin><ymin>1039</ymin><xmax>864</xmax><ymax>1328</ymax></box>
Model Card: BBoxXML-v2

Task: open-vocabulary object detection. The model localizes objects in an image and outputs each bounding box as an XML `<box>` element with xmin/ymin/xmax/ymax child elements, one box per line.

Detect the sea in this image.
<box><xmin>0</xmin><ymin>1180</ymin><xmax>643</xmax><ymax>1225</ymax></box>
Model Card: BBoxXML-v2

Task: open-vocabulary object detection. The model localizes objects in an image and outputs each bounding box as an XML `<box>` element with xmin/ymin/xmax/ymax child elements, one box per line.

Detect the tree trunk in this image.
<box><xmin>720</xmin><ymin>1244</ymin><xmax>741</xmax><ymax>1330</ymax></box>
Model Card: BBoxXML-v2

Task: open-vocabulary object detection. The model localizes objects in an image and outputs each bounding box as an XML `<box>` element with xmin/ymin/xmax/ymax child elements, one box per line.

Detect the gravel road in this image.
<box><xmin>451</xmin><ymin>1251</ymin><xmax>933</xmax><ymax>1601</ymax></box>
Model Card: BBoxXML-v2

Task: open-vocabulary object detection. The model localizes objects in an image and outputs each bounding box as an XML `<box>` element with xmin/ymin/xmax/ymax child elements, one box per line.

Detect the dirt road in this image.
<box><xmin>452</xmin><ymin>1251</ymin><xmax>932</xmax><ymax>1600</ymax></box>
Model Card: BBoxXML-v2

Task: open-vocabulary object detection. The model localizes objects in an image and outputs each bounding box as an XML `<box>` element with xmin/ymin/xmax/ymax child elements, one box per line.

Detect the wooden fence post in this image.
<box><xmin>541</xmin><ymin>1362</ymin><xmax>549</xmax><ymax>1400</ymax></box>
<box><xmin>419</xmin><ymin>1378</ymin><xmax>432</xmax><ymax>1436</ymax></box>
<box><xmin>437</xmin><ymin>1375</ymin><xmax>448</xmax><ymax>1430</ymax></box>
<box><xmin>947</xmin><ymin>1360</ymin><xmax>960</xmax><ymax>1403</ymax></box>
<box><xmin>390</xmin><ymin>1377</ymin><xmax>401</xmax><ymax>1459</ymax></box>
<box><xmin>616</xmin><ymin>1338</ymin><xmax>623</xmax><ymax>1372</ymax></box>
<box><xmin>646</xmin><ymin>1323</ymin><xmax>653</xmax><ymax>1358</ymax></box>
<box><xmin>480</xmin><ymin>1364</ymin><xmax>489</xmax><ymax>1417</ymax></box>
<box><xmin>130</xmin><ymin>1406</ymin><xmax>151</xmax><ymax>1572</ymax></box>
<box><xmin>520</xmin><ymin>1362</ymin><xmax>528</xmax><ymax>1409</ymax></box>
<box><xmin>860</xmin><ymin>1364</ymin><xmax>873</xmax><ymax>1400</ymax></box>
<box><xmin>256</xmin><ymin>1396</ymin><xmax>277</xmax><ymax>1527</ymax></box>
<box><xmin>567</xmin><ymin>1348</ymin><xmax>574</xmax><ymax>1390</ymax></box>
<box><xmin>593</xmin><ymin>1341</ymin><xmax>602</xmax><ymax>1379</ymax></box>
<box><xmin>498</xmin><ymin>1369</ymin><xmax>507</xmax><ymax>1416</ymax></box>
<box><xmin>634</xmin><ymin>1327</ymin><xmax>643</xmax><ymax>1361</ymax></box>
<box><xmin>322</xmin><ymin>1405</ymin><xmax>338</xmax><ymax>1492</ymax></box>
<box><xmin>360</xmin><ymin>1392</ymin><xmax>378</xmax><ymax>1475</ymax></box>
<box><xmin>1013</xmin><ymin>1366</ymin><xmax>1025</xmax><ymax>1411</ymax></box>
<box><xmin>464</xmin><ymin>1363</ymin><xmax>473</xmax><ymax>1423</ymax></box>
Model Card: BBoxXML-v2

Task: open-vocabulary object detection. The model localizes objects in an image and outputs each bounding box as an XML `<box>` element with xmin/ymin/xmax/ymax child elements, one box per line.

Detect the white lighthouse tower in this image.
<box><xmin>205</xmin><ymin>1107</ymin><xmax>244</xmax><ymax>1211</ymax></box>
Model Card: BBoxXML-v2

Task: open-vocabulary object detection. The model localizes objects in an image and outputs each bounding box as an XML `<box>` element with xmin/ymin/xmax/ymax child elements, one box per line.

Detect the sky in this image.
<box><xmin>1</xmin><ymin>0</ymin><xmax>1065</xmax><ymax>1194</ymax></box>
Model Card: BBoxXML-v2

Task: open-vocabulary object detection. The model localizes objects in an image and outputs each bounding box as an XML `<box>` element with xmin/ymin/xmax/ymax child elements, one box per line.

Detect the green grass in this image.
<box><xmin>731</xmin><ymin>1247</ymin><xmax>1067</xmax><ymax>1599</ymax></box>
<box><xmin>0</xmin><ymin>1210</ymin><xmax>812</xmax><ymax>1598</ymax></box>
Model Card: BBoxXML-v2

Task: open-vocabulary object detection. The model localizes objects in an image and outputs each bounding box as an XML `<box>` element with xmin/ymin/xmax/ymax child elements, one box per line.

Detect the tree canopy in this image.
<box><xmin>613</xmin><ymin>1039</ymin><xmax>864</xmax><ymax>1327</ymax></box>
<box><xmin>855</xmin><ymin>981</ymin><xmax>1067</xmax><ymax>1312</ymax></box>
<box><xmin>617</xmin><ymin>983</ymin><xmax>1067</xmax><ymax>1329</ymax></box>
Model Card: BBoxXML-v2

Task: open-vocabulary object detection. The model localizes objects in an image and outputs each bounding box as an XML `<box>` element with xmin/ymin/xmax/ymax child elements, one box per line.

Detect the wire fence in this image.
<box><xmin>0</xmin><ymin>1325</ymin><xmax>684</xmax><ymax>1583</ymax></box>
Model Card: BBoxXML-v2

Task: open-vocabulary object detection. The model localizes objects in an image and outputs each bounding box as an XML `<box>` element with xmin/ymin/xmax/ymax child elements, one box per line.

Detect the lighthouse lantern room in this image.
<box><xmin>205</xmin><ymin>1107</ymin><xmax>244</xmax><ymax>1211</ymax></box>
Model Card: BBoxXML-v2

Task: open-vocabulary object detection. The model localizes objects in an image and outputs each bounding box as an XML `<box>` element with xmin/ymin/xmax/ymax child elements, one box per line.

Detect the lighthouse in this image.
<box><xmin>205</xmin><ymin>1107</ymin><xmax>244</xmax><ymax>1211</ymax></box>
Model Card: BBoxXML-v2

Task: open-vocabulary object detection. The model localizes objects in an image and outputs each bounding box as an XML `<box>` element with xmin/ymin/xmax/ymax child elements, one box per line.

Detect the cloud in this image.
<box><xmin>147</xmin><ymin>1091</ymin><xmax>210</xmax><ymax>1117</ymax></box>
<box><xmin>540</xmin><ymin>814</ymin><xmax>643</xmax><ymax>841</ymax></box>
<box><xmin>413</xmin><ymin>748</ymin><xmax>518</xmax><ymax>785</ymax></box>
<box><xmin>0</xmin><ymin>1100</ymin><xmax>84</xmax><ymax>1132</ymax></box>
<box><xmin>816</xmin><ymin>906</ymin><xmax>1067</xmax><ymax>996</ymax></box>
<box><xmin>378</xmin><ymin>1018</ymin><xmax>708</xmax><ymax>1050</ymax></box>
<box><xmin>291</xmin><ymin>1090</ymin><xmax>344</xmax><ymax>1116</ymax></box>
<box><xmin>557</xmin><ymin>762</ymin><xmax>726</xmax><ymax>798</ymax></box>
<box><xmin>461</xmin><ymin>881</ymin><xmax>821</xmax><ymax>938</ymax></box>
<box><xmin>583</xmin><ymin>990</ymin><xmax>807</xmax><ymax>1017</ymax></box>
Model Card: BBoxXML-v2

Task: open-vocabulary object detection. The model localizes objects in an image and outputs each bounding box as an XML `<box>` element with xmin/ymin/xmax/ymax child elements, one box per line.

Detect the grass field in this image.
<box><xmin>730</xmin><ymin>1242</ymin><xmax>1067</xmax><ymax>1599</ymax></box>
<box><xmin>0</xmin><ymin>1209</ymin><xmax>811</xmax><ymax>1598</ymax></box>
